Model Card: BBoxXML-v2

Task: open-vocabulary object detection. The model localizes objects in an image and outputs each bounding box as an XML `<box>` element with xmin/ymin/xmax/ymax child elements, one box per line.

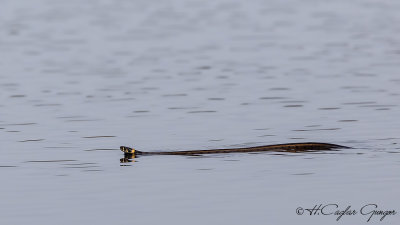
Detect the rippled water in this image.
<box><xmin>1</xmin><ymin>0</ymin><xmax>399</xmax><ymax>224</ymax></box>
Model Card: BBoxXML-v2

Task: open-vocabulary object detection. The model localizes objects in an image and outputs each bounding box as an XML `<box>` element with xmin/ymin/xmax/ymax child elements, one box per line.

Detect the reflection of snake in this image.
<box><xmin>120</xmin><ymin>142</ymin><xmax>348</xmax><ymax>156</ymax></box>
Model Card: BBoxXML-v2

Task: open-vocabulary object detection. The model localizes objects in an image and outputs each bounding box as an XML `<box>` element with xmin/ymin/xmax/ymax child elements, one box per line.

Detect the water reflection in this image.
<box><xmin>120</xmin><ymin>154</ymin><xmax>136</xmax><ymax>164</ymax></box>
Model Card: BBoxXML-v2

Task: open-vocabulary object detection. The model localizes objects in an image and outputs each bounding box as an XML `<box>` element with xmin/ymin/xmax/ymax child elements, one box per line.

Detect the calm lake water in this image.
<box><xmin>1</xmin><ymin>0</ymin><xmax>399</xmax><ymax>224</ymax></box>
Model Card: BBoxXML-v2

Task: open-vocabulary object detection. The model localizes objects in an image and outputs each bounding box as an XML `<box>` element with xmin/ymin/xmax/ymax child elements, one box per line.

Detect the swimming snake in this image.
<box><xmin>120</xmin><ymin>142</ymin><xmax>348</xmax><ymax>157</ymax></box>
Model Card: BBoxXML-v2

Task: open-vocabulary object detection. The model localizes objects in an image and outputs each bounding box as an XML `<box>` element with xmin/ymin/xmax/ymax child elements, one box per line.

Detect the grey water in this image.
<box><xmin>1</xmin><ymin>0</ymin><xmax>399</xmax><ymax>224</ymax></box>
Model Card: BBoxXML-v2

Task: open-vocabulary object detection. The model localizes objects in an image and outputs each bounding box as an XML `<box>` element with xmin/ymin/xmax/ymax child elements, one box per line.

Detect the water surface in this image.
<box><xmin>1</xmin><ymin>0</ymin><xmax>399</xmax><ymax>224</ymax></box>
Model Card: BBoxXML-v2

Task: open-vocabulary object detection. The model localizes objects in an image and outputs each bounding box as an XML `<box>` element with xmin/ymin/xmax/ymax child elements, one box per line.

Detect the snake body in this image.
<box><xmin>120</xmin><ymin>142</ymin><xmax>348</xmax><ymax>156</ymax></box>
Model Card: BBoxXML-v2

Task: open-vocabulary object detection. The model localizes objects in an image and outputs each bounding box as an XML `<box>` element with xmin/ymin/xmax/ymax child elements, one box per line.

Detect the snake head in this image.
<box><xmin>120</xmin><ymin>146</ymin><xmax>135</xmax><ymax>154</ymax></box>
